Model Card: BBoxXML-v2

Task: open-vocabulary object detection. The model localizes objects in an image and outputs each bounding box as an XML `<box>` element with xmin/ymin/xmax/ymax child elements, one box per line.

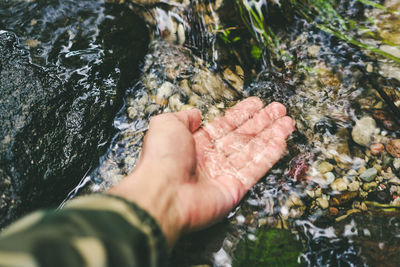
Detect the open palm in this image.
<box><xmin>111</xmin><ymin>97</ymin><xmax>294</xmax><ymax>245</ymax></box>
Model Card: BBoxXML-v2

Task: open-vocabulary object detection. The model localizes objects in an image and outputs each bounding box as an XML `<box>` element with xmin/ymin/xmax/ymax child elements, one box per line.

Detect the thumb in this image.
<box><xmin>173</xmin><ymin>109</ymin><xmax>202</xmax><ymax>132</ymax></box>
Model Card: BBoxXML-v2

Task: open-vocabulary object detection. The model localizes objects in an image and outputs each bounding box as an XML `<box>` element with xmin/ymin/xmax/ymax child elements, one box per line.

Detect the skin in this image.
<box><xmin>109</xmin><ymin>97</ymin><xmax>295</xmax><ymax>248</ymax></box>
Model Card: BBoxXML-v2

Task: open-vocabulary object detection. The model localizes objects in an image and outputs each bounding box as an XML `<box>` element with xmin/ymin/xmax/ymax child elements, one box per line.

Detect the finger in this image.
<box><xmin>202</xmin><ymin>97</ymin><xmax>264</xmax><ymax>140</ymax></box>
<box><xmin>227</xmin><ymin>116</ymin><xmax>294</xmax><ymax>171</ymax></box>
<box><xmin>173</xmin><ymin>108</ymin><xmax>202</xmax><ymax>132</ymax></box>
<box><xmin>215</xmin><ymin>102</ymin><xmax>287</xmax><ymax>155</ymax></box>
<box><xmin>237</xmin><ymin>137</ymin><xmax>287</xmax><ymax>189</ymax></box>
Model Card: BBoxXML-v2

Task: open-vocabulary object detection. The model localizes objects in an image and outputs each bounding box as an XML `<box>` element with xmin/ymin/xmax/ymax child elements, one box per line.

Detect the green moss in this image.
<box><xmin>233</xmin><ymin>229</ymin><xmax>305</xmax><ymax>267</ymax></box>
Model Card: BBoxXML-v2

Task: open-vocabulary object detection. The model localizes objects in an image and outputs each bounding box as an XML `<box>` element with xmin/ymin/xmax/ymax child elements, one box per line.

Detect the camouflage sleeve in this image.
<box><xmin>0</xmin><ymin>194</ymin><xmax>168</xmax><ymax>267</ymax></box>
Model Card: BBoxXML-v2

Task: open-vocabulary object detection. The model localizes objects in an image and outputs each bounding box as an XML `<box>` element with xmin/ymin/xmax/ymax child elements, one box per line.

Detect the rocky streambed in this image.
<box><xmin>2</xmin><ymin>0</ymin><xmax>400</xmax><ymax>266</ymax></box>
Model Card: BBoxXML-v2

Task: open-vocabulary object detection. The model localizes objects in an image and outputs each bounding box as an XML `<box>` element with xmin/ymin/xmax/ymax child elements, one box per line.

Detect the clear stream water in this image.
<box><xmin>2</xmin><ymin>0</ymin><xmax>400</xmax><ymax>266</ymax></box>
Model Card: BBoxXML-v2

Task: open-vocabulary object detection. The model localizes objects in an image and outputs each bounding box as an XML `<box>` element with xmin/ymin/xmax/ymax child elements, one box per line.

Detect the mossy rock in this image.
<box><xmin>233</xmin><ymin>228</ymin><xmax>305</xmax><ymax>267</ymax></box>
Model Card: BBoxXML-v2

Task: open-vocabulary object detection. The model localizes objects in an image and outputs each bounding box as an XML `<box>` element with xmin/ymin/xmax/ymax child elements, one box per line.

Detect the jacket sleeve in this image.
<box><xmin>0</xmin><ymin>194</ymin><xmax>168</xmax><ymax>267</ymax></box>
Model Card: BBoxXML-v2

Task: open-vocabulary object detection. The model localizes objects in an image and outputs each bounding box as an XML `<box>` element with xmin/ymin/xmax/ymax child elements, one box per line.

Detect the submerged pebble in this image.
<box><xmin>386</xmin><ymin>139</ymin><xmax>400</xmax><ymax>158</ymax></box>
<box><xmin>330</xmin><ymin>178</ymin><xmax>348</xmax><ymax>191</ymax></box>
<box><xmin>360</xmin><ymin>168</ymin><xmax>378</xmax><ymax>182</ymax></box>
<box><xmin>370</xmin><ymin>143</ymin><xmax>384</xmax><ymax>155</ymax></box>
<box><xmin>317</xmin><ymin>198</ymin><xmax>329</xmax><ymax>209</ymax></box>
<box><xmin>351</xmin><ymin>116</ymin><xmax>376</xmax><ymax>147</ymax></box>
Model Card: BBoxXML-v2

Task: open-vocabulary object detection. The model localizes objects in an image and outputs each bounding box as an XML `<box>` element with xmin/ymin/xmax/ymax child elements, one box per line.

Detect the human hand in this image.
<box><xmin>109</xmin><ymin>97</ymin><xmax>295</xmax><ymax>247</ymax></box>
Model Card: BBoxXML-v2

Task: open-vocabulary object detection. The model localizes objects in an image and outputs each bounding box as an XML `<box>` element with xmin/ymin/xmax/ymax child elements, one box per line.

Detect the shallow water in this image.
<box><xmin>2</xmin><ymin>0</ymin><xmax>400</xmax><ymax>266</ymax></box>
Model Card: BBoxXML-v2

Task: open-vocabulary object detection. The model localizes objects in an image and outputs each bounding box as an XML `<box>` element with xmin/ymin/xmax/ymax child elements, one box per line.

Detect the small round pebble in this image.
<box><xmin>329</xmin><ymin>207</ymin><xmax>339</xmax><ymax>216</ymax></box>
<box><xmin>317</xmin><ymin>198</ymin><xmax>329</xmax><ymax>209</ymax></box>
<box><xmin>370</xmin><ymin>143</ymin><xmax>384</xmax><ymax>155</ymax></box>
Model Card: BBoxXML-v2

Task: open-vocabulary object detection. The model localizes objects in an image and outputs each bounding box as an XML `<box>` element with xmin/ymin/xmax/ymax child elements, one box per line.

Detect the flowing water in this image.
<box><xmin>2</xmin><ymin>0</ymin><xmax>400</xmax><ymax>266</ymax></box>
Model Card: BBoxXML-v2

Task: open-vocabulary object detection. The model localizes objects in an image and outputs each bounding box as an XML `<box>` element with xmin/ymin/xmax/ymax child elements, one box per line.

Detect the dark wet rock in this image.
<box><xmin>246</xmin><ymin>71</ymin><xmax>295</xmax><ymax>105</ymax></box>
<box><xmin>386</xmin><ymin>139</ymin><xmax>400</xmax><ymax>158</ymax></box>
<box><xmin>367</xmin><ymin>189</ymin><xmax>391</xmax><ymax>204</ymax></box>
<box><xmin>0</xmin><ymin>2</ymin><xmax>148</xmax><ymax>227</ymax></box>
<box><xmin>372</xmin><ymin>109</ymin><xmax>400</xmax><ymax>132</ymax></box>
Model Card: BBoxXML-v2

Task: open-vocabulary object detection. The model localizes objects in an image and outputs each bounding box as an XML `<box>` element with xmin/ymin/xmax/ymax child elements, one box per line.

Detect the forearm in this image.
<box><xmin>108</xmin><ymin>165</ymin><xmax>186</xmax><ymax>248</ymax></box>
<box><xmin>0</xmin><ymin>194</ymin><xmax>168</xmax><ymax>267</ymax></box>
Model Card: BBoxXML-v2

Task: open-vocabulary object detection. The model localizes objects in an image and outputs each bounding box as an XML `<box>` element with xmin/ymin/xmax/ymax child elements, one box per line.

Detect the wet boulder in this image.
<box><xmin>0</xmin><ymin>2</ymin><xmax>149</xmax><ymax>228</ymax></box>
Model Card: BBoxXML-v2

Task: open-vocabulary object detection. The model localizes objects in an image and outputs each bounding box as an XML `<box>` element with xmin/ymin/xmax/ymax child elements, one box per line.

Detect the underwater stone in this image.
<box><xmin>386</xmin><ymin>139</ymin><xmax>400</xmax><ymax>158</ymax></box>
<box><xmin>0</xmin><ymin>3</ymin><xmax>149</xmax><ymax>228</ymax></box>
<box><xmin>348</xmin><ymin>181</ymin><xmax>360</xmax><ymax>192</ymax></box>
<box><xmin>393</xmin><ymin>158</ymin><xmax>400</xmax><ymax>170</ymax></box>
<box><xmin>317</xmin><ymin>198</ymin><xmax>329</xmax><ymax>209</ymax></box>
<box><xmin>330</xmin><ymin>178</ymin><xmax>348</xmax><ymax>191</ymax></box>
<box><xmin>362</xmin><ymin>182</ymin><xmax>378</xmax><ymax>192</ymax></box>
<box><xmin>351</xmin><ymin>116</ymin><xmax>376</xmax><ymax>147</ymax></box>
<box><xmin>360</xmin><ymin>168</ymin><xmax>378</xmax><ymax>182</ymax></box>
<box><xmin>317</xmin><ymin>161</ymin><xmax>334</xmax><ymax>174</ymax></box>
<box><xmin>370</xmin><ymin>143</ymin><xmax>384</xmax><ymax>155</ymax></box>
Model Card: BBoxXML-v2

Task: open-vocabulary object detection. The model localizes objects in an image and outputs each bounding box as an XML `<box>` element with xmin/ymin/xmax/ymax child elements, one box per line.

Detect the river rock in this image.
<box><xmin>324</xmin><ymin>172</ymin><xmax>336</xmax><ymax>184</ymax></box>
<box><xmin>370</xmin><ymin>143</ymin><xmax>384</xmax><ymax>155</ymax></box>
<box><xmin>386</xmin><ymin>139</ymin><xmax>400</xmax><ymax>158</ymax></box>
<box><xmin>317</xmin><ymin>161</ymin><xmax>334</xmax><ymax>174</ymax></box>
<box><xmin>393</xmin><ymin>158</ymin><xmax>400</xmax><ymax>170</ymax></box>
<box><xmin>329</xmin><ymin>191</ymin><xmax>358</xmax><ymax>206</ymax></box>
<box><xmin>351</xmin><ymin>116</ymin><xmax>377</xmax><ymax>147</ymax></box>
<box><xmin>330</xmin><ymin>178</ymin><xmax>348</xmax><ymax>191</ymax></box>
<box><xmin>0</xmin><ymin>4</ymin><xmax>149</xmax><ymax>228</ymax></box>
<box><xmin>372</xmin><ymin>109</ymin><xmax>400</xmax><ymax>131</ymax></box>
<box><xmin>348</xmin><ymin>181</ymin><xmax>360</xmax><ymax>191</ymax></box>
<box><xmin>317</xmin><ymin>198</ymin><xmax>329</xmax><ymax>209</ymax></box>
<box><xmin>360</xmin><ymin>168</ymin><xmax>378</xmax><ymax>182</ymax></box>
<box><xmin>363</xmin><ymin>182</ymin><xmax>378</xmax><ymax>191</ymax></box>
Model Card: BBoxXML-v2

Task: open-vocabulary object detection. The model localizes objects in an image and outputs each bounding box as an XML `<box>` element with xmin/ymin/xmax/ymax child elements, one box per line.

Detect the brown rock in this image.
<box><xmin>370</xmin><ymin>143</ymin><xmax>384</xmax><ymax>155</ymax></box>
<box><xmin>329</xmin><ymin>207</ymin><xmax>339</xmax><ymax>216</ymax></box>
<box><xmin>372</xmin><ymin>110</ymin><xmax>400</xmax><ymax>131</ymax></box>
<box><xmin>329</xmin><ymin>191</ymin><xmax>358</xmax><ymax>206</ymax></box>
<box><xmin>386</xmin><ymin>139</ymin><xmax>400</xmax><ymax>158</ymax></box>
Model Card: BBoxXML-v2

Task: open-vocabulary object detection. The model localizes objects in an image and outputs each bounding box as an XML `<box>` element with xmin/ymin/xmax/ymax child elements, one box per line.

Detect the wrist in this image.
<box><xmin>108</xmin><ymin>167</ymin><xmax>184</xmax><ymax>248</ymax></box>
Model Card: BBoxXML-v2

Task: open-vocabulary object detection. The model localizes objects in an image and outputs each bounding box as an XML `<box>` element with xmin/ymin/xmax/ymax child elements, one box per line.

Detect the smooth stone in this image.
<box><xmin>329</xmin><ymin>207</ymin><xmax>339</xmax><ymax>216</ymax></box>
<box><xmin>330</xmin><ymin>178</ymin><xmax>348</xmax><ymax>191</ymax></box>
<box><xmin>363</xmin><ymin>182</ymin><xmax>378</xmax><ymax>191</ymax></box>
<box><xmin>127</xmin><ymin>107</ymin><xmax>138</xmax><ymax>119</ymax></box>
<box><xmin>168</xmin><ymin>93</ymin><xmax>184</xmax><ymax>111</ymax></box>
<box><xmin>351</xmin><ymin>116</ymin><xmax>376</xmax><ymax>147</ymax></box>
<box><xmin>155</xmin><ymin>82</ymin><xmax>174</xmax><ymax>104</ymax></box>
<box><xmin>324</xmin><ymin>172</ymin><xmax>336</xmax><ymax>184</ymax></box>
<box><xmin>360</xmin><ymin>168</ymin><xmax>378</xmax><ymax>182</ymax></box>
<box><xmin>386</xmin><ymin>139</ymin><xmax>400</xmax><ymax>158</ymax></box>
<box><xmin>315</xmin><ymin>187</ymin><xmax>322</xmax><ymax>197</ymax></box>
<box><xmin>317</xmin><ymin>161</ymin><xmax>334</xmax><ymax>174</ymax></box>
<box><xmin>370</xmin><ymin>143</ymin><xmax>384</xmax><ymax>155</ymax></box>
<box><xmin>389</xmin><ymin>176</ymin><xmax>400</xmax><ymax>185</ymax></box>
<box><xmin>348</xmin><ymin>181</ymin><xmax>360</xmax><ymax>192</ymax></box>
<box><xmin>317</xmin><ymin>198</ymin><xmax>329</xmax><ymax>209</ymax></box>
<box><xmin>393</xmin><ymin>158</ymin><xmax>400</xmax><ymax>170</ymax></box>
